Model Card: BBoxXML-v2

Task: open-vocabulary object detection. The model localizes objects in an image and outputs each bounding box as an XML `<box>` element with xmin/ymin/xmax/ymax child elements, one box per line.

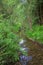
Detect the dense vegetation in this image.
<box><xmin>0</xmin><ymin>0</ymin><xmax>43</xmax><ymax>65</ymax></box>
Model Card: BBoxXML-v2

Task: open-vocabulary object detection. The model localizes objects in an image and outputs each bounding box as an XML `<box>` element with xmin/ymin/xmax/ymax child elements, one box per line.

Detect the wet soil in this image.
<box><xmin>15</xmin><ymin>39</ymin><xmax>43</xmax><ymax>65</ymax></box>
<box><xmin>26</xmin><ymin>40</ymin><xmax>43</xmax><ymax>65</ymax></box>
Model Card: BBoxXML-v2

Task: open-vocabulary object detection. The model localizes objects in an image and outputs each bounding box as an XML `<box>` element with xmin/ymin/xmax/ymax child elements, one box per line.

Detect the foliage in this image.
<box><xmin>25</xmin><ymin>25</ymin><xmax>43</xmax><ymax>44</ymax></box>
<box><xmin>0</xmin><ymin>19</ymin><xmax>21</xmax><ymax>64</ymax></box>
<box><xmin>0</xmin><ymin>0</ymin><xmax>27</xmax><ymax>65</ymax></box>
<box><xmin>0</xmin><ymin>0</ymin><xmax>43</xmax><ymax>65</ymax></box>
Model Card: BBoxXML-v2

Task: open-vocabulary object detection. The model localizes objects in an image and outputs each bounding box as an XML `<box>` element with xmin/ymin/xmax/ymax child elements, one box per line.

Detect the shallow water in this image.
<box><xmin>19</xmin><ymin>39</ymin><xmax>30</xmax><ymax>54</ymax></box>
<box><xmin>19</xmin><ymin>39</ymin><xmax>43</xmax><ymax>65</ymax></box>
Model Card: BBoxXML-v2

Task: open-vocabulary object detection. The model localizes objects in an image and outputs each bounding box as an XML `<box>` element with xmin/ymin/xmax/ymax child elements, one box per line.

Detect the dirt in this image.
<box><xmin>26</xmin><ymin>41</ymin><xmax>43</xmax><ymax>65</ymax></box>
<box><xmin>15</xmin><ymin>39</ymin><xmax>43</xmax><ymax>65</ymax></box>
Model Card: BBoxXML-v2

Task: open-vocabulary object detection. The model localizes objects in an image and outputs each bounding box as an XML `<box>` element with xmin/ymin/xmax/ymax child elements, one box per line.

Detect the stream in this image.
<box><xmin>18</xmin><ymin>38</ymin><xmax>43</xmax><ymax>65</ymax></box>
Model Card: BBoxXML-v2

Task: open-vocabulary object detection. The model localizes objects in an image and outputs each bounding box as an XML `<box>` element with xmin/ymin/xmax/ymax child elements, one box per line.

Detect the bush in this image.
<box><xmin>0</xmin><ymin>19</ymin><xmax>20</xmax><ymax>65</ymax></box>
<box><xmin>25</xmin><ymin>25</ymin><xmax>43</xmax><ymax>44</ymax></box>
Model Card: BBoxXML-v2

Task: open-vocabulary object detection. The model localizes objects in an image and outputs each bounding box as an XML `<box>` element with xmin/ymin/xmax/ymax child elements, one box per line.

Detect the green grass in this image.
<box><xmin>25</xmin><ymin>25</ymin><xmax>43</xmax><ymax>44</ymax></box>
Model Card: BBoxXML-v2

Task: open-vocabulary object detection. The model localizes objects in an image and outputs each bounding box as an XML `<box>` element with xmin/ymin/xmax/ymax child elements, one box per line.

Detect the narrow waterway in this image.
<box><xmin>19</xmin><ymin>38</ymin><xmax>43</xmax><ymax>65</ymax></box>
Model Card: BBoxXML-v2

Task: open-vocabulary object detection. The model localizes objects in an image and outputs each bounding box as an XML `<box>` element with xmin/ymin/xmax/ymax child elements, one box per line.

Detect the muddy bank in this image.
<box><xmin>26</xmin><ymin>39</ymin><xmax>43</xmax><ymax>65</ymax></box>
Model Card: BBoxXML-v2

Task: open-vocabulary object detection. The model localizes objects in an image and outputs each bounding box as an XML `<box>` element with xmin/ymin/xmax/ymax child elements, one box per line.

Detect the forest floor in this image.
<box><xmin>6</xmin><ymin>36</ymin><xmax>43</xmax><ymax>65</ymax></box>
<box><xmin>26</xmin><ymin>40</ymin><xmax>43</xmax><ymax>65</ymax></box>
<box><xmin>15</xmin><ymin>39</ymin><xmax>43</xmax><ymax>65</ymax></box>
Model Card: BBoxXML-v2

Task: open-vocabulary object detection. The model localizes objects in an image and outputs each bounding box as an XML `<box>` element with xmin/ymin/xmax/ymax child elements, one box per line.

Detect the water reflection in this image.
<box><xmin>19</xmin><ymin>39</ymin><xmax>28</xmax><ymax>52</ymax></box>
<box><xmin>19</xmin><ymin>39</ymin><xmax>32</xmax><ymax>65</ymax></box>
<box><xmin>19</xmin><ymin>55</ymin><xmax>32</xmax><ymax>65</ymax></box>
<box><xmin>19</xmin><ymin>39</ymin><xmax>26</xmax><ymax>45</ymax></box>
<box><xmin>20</xmin><ymin>47</ymin><xmax>29</xmax><ymax>51</ymax></box>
